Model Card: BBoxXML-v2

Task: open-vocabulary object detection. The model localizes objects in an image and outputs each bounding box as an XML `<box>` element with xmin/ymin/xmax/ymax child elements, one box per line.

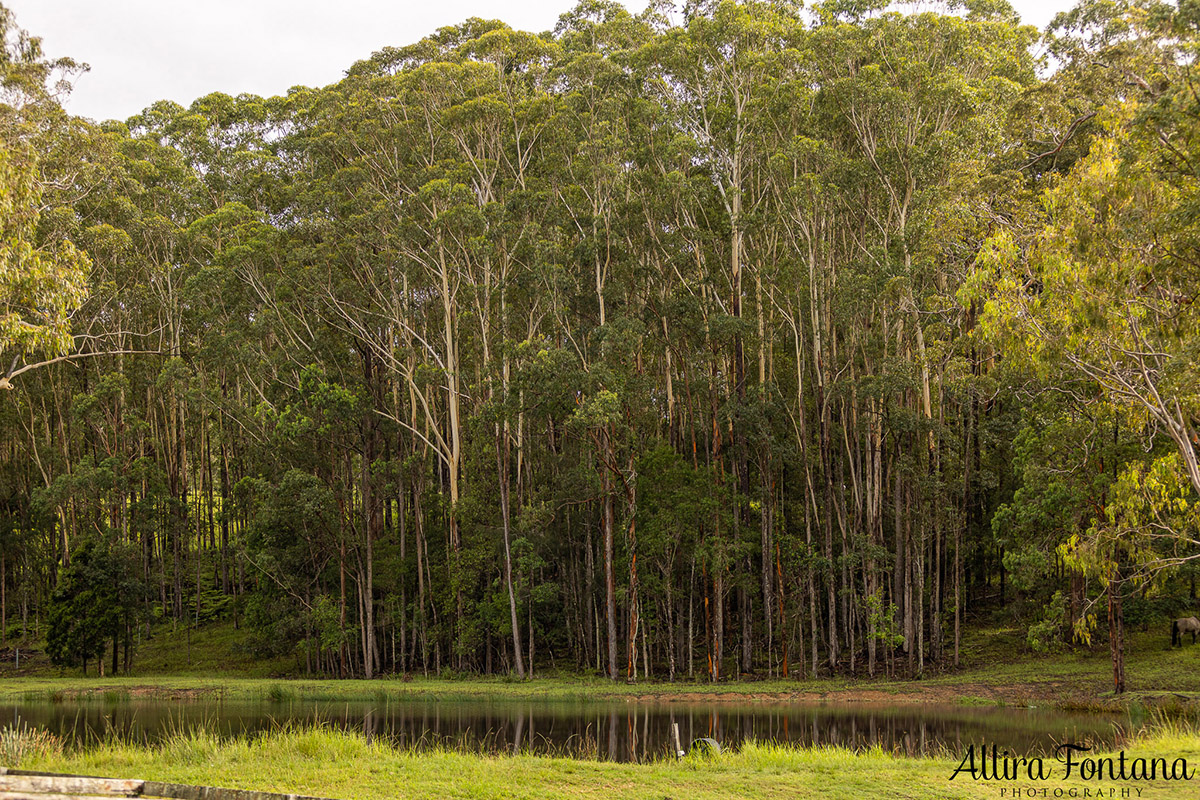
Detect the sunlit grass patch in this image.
<box><xmin>0</xmin><ymin>723</ymin><xmax>63</xmax><ymax>767</ymax></box>
<box><xmin>10</xmin><ymin>722</ymin><xmax>1198</xmax><ymax>800</ymax></box>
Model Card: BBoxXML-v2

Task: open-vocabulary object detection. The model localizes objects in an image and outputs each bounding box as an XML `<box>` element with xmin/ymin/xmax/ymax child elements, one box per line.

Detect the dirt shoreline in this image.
<box><xmin>616</xmin><ymin>683</ymin><xmax>1073</xmax><ymax>705</ymax></box>
<box><xmin>9</xmin><ymin>664</ymin><xmax>1195</xmax><ymax>713</ymax></box>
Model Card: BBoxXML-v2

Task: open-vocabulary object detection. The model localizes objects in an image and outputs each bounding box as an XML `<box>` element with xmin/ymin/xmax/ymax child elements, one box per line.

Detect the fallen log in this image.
<box><xmin>0</xmin><ymin>769</ymin><xmax>340</xmax><ymax>800</ymax></box>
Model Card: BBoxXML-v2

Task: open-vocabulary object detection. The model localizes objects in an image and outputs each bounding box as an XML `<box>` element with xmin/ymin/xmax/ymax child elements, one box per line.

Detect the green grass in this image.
<box><xmin>1</xmin><ymin>619</ymin><xmax>294</xmax><ymax>679</ymax></box>
<box><xmin>932</xmin><ymin>624</ymin><xmax>1196</xmax><ymax>688</ymax></box>
<box><xmin>99</xmin><ymin>688</ymin><xmax>130</xmax><ymax>704</ymax></box>
<box><xmin>2</xmin><ymin>619</ymin><xmax>1198</xmax><ymax>709</ymax></box>
<box><xmin>0</xmin><ymin>673</ymin><xmax>843</xmax><ymax>703</ymax></box>
<box><xmin>123</xmin><ymin>620</ymin><xmax>296</xmax><ymax>677</ymax></box>
<box><xmin>10</xmin><ymin>722</ymin><xmax>1200</xmax><ymax>800</ymax></box>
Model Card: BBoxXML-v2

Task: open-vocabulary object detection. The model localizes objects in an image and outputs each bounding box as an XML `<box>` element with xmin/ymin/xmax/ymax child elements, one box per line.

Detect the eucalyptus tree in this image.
<box><xmin>974</xmin><ymin>80</ymin><xmax>1200</xmax><ymax>696</ymax></box>
<box><xmin>286</xmin><ymin>20</ymin><xmax>560</xmax><ymax>673</ymax></box>
<box><xmin>643</xmin><ymin>0</ymin><xmax>803</xmax><ymax>680</ymax></box>
<box><xmin>551</xmin><ymin>0</ymin><xmax>658</xmax><ymax>680</ymax></box>
<box><xmin>0</xmin><ymin>4</ymin><xmax>89</xmax><ymax>384</ymax></box>
<box><xmin>797</xmin><ymin>0</ymin><xmax>1037</xmax><ymax>674</ymax></box>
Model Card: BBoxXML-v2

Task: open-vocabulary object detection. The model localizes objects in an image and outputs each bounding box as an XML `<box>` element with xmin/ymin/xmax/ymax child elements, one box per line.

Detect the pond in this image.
<box><xmin>2</xmin><ymin>697</ymin><xmax>1134</xmax><ymax>762</ymax></box>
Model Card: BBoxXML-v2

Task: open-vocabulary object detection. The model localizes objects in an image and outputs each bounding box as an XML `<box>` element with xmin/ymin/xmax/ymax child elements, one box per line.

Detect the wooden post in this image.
<box><xmin>671</xmin><ymin>722</ymin><xmax>683</xmax><ymax>759</ymax></box>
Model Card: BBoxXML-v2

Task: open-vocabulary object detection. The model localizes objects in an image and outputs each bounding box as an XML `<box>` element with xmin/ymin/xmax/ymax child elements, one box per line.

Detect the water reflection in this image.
<box><xmin>2</xmin><ymin>698</ymin><xmax>1129</xmax><ymax>762</ymax></box>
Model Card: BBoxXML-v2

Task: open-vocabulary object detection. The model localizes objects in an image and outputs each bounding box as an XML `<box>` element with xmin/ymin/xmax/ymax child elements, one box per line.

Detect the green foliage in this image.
<box><xmin>3</xmin><ymin>0</ymin><xmax>1200</xmax><ymax>688</ymax></box>
<box><xmin>0</xmin><ymin>7</ymin><xmax>90</xmax><ymax>364</ymax></box>
<box><xmin>240</xmin><ymin>470</ymin><xmax>338</xmax><ymax>660</ymax></box>
<box><xmin>1025</xmin><ymin>592</ymin><xmax>1068</xmax><ymax>654</ymax></box>
<box><xmin>0</xmin><ymin>131</ymin><xmax>88</xmax><ymax>360</ymax></box>
<box><xmin>865</xmin><ymin>592</ymin><xmax>904</xmax><ymax>649</ymax></box>
<box><xmin>45</xmin><ymin>537</ymin><xmax>142</xmax><ymax>672</ymax></box>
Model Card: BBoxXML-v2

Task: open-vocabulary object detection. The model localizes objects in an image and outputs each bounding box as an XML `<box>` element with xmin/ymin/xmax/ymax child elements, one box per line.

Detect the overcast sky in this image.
<box><xmin>9</xmin><ymin>0</ymin><xmax>1080</xmax><ymax>123</ymax></box>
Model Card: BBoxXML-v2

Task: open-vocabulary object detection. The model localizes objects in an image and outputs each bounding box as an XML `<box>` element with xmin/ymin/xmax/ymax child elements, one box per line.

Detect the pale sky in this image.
<box><xmin>9</xmin><ymin>0</ymin><xmax>1078</xmax><ymax>123</ymax></box>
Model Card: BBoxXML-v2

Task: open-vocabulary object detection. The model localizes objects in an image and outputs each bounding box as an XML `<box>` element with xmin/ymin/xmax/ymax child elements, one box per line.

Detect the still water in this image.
<box><xmin>3</xmin><ymin>697</ymin><xmax>1132</xmax><ymax>762</ymax></box>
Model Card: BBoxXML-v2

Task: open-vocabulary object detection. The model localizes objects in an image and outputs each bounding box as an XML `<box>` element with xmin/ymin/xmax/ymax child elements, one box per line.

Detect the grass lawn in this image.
<box><xmin>7</xmin><ymin>724</ymin><xmax>1200</xmax><ymax>800</ymax></box>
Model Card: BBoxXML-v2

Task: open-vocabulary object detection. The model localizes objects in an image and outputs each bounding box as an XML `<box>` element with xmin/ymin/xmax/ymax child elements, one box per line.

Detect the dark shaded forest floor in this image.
<box><xmin>3</xmin><ymin>619</ymin><xmax>1199</xmax><ymax>710</ymax></box>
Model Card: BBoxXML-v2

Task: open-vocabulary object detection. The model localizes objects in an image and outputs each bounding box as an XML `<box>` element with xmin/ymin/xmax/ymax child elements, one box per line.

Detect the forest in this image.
<box><xmin>1</xmin><ymin>0</ymin><xmax>1199</xmax><ymax>694</ymax></box>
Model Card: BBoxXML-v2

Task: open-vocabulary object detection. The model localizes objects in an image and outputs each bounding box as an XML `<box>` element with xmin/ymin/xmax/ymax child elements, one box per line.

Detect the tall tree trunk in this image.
<box><xmin>603</xmin><ymin>440</ymin><xmax>617</xmax><ymax>681</ymax></box>
<box><xmin>761</xmin><ymin>466</ymin><xmax>773</xmax><ymax>672</ymax></box>
<box><xmin>1108</xmin><ymin>557</ymin><xmax>1126</xmax><ymax>695</ymax></box>
<box><xmin>498</xmin><ymin>425</ymin><xmax>526</xmax><ymax>678</ymax></box>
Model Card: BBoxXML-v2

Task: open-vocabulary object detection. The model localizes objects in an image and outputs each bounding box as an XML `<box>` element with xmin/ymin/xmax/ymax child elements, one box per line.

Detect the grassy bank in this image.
<box><xmin>3</xmin><ymin>620</ymin><xmax>1199</xmax><ymax>708</ymax></box>
<box><xmin>0</xmin><ymin>674</ymin><xmax>849</xmax><ymax>704</ymax></box>
<box><xmin>8</xmin><ymin>723</ymin><xmax>1200</xmax><ymax>800</ymax></box>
